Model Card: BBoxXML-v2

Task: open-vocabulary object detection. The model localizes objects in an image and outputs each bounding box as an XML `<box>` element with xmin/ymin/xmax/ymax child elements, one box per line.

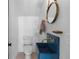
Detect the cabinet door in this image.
<box><xmin>39</xmin><ymin>53</ymin><xmax>59</xmax><ymax>59</ymax></box>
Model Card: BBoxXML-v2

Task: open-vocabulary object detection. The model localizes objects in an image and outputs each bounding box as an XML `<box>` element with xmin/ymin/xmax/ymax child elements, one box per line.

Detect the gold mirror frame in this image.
<box><xmin>46</xmin><ymin>1</ymin><xmax>59</xmax><ymax>24</ymax></box>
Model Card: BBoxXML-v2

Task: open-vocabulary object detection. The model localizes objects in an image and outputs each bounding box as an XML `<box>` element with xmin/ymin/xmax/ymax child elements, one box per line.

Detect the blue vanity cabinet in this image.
<box><xmin>37</xmin><ymin>43</ymin><xmax>59</xmax><ymax>59</ymax></box>
<box><xmin>37</xmin><ymin>33</ymin><xmax>60</xmax><ymax>59</ymax></box>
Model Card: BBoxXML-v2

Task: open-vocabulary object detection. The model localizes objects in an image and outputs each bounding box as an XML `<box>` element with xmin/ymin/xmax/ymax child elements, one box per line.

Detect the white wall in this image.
<box><xmin>9</xmin><ymin>0</ymin><xmax>70</xmax><ymax>59</ymax></box>
<box><xmin>18</xmin><ymin>16</ymin><xmax>43</xmax><ymax>52</ymax></box>
<box><xmin>47</xmin><ymin>0</ymin><xmax>70</xmax><ymax>59</ymax></box>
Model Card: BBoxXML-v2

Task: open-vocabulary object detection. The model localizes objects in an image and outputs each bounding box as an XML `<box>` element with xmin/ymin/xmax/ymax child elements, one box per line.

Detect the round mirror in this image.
<box><xmin>46</xmin><ymin>1</ymin><xmax>59</xmax><ymax>24</ymax></box>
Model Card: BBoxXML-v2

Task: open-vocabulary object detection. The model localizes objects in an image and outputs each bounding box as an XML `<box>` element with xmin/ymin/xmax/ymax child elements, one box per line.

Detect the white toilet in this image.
<box><xmin>18</xmin><ymin>16</ymin><xmax>42</xmax><ymax>59</ymax></box>
<box><xmin>23</xmin><ymin>36</ymin><xmax>33</xmax><ymax>59</ymax></box>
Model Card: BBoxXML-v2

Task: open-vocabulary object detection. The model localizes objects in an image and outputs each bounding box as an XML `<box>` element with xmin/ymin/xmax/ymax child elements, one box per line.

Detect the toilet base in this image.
<box><xmin>25</xmin><ymin>54</ymin><xmax>31</xmax><ymax>59</ymax></box>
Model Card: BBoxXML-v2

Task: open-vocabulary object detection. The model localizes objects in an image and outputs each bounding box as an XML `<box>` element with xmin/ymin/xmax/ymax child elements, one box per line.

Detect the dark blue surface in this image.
<box><xmin>37</xmin><ymin>33</ymin><xmax>60</xmax><ymax>59</ymax></box>
<box><xmin>37</xmin><ymin>43</ymin><xmax>57</xmax><ymax>53</ymax></box>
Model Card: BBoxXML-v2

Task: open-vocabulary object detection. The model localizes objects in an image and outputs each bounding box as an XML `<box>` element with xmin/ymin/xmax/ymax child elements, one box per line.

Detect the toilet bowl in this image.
<box><xmin>23</xmin><ymin>36</ymin><xmax>33</xmax><ymax>59</ymax></box>
<box><xmin>24</xmin><ymin>45</ymin><xmax>32</xmax><ymax>59</ymax></box>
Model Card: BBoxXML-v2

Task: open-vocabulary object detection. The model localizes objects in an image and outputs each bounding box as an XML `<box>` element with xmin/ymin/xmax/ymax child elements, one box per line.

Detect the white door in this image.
<box><xmin>8</xmin><ymin>41</ymin><xmax>12</xmax><ymax>59</ymax></box>
<box><xmin>9</xmin><ymin>0</ymin><xmax>14</xmax><ymax>59</ymax></box>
